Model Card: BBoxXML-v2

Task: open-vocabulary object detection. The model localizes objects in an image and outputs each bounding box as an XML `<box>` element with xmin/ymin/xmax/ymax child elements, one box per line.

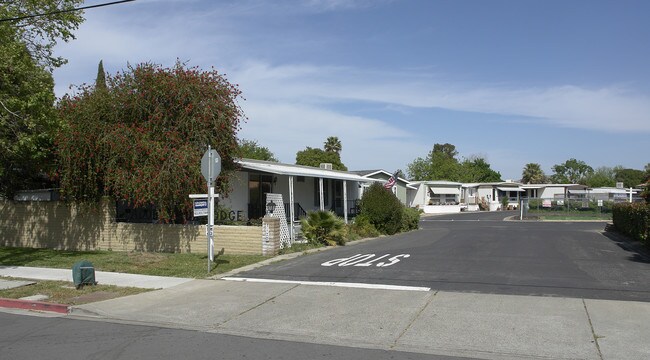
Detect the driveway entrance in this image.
<box><xmin>229</xmin><ymin>212</ymin><xmax>650</xmax><ymax>302</ymax></box>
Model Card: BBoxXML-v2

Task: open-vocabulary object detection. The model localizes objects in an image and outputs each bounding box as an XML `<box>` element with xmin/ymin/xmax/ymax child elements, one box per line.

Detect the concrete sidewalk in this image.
<box><xmin>71</xmin><ymin>279</ymin><xmax>650</xmax><ymax>360</ymax></box>
<box><xmin>0</xmin><ymin>266</ymin><xmax>193</xmax><ymax>289</ymax></box>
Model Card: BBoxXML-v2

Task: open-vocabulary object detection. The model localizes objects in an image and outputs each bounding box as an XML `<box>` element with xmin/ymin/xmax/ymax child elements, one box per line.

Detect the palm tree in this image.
<box><xmin>521</xmin><ymin>163</ymin><xmax>546</xmax><ymax>184</ymax></box>
<box><xmin>324</xmin><ymin>136</ymin><xmax>342</xmax><ymax>154</ymax></box>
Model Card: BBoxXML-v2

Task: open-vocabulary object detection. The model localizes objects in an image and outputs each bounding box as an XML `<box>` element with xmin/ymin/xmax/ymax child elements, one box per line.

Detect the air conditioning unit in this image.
<box><xmin>320</xmin><ymin>163</ymin><xmax>333</xmax><ymax>170</ymax></box>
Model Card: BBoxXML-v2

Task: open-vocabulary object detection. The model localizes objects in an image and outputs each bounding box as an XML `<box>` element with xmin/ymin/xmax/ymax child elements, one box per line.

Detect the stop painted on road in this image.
<box><xmin>321</xmin><ymin>253</ymin><xmax>410</xmax><ymax>267</ymax></box>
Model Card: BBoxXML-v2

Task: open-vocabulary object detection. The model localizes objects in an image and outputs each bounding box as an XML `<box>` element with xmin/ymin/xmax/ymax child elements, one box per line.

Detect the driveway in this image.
<box><xmin>229</xmin><ymin>212</ymin><xmax>650</xmax><ymax>302</ymax></box>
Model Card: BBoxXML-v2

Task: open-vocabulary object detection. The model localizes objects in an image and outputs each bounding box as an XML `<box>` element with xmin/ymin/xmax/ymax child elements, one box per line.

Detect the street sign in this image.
<box><xmin>193</xmin><ymin>199</ymin><xmax>208</xmax><ymax>217</ymax></box>
<box><xmin>201</xmin><ymin>149</ymin><xmax>221</xmax><ymax>183</ymax></box>
<box><xmin>598</xmin><ymin>200</ymin><xmax>603</xmax><ymax>207</ymax></box>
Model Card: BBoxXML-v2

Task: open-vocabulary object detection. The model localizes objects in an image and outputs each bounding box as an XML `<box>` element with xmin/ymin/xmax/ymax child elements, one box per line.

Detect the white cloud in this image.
<box><xmin>228</xmin><ymin>61</ymin><xmax>650</xmax><ymax>133</ymax></box>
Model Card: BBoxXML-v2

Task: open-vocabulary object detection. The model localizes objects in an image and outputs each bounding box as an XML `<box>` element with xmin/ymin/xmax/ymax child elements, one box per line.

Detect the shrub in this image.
<box><xmin>348</xmin><ymin>213</ymin><xmax>380</xmax><ymax>239</ymax></box>
<box><xmin>500</xmin><ymin>196</ymin><xmax>508</xmax><ymax>210</ymax></box>
<box><xmin>612</xmin><ymin>203</ymin><xmax>650</xmax><ymax>245</ymax></box>
<box><xmin>359</xmin><ymin>183</ymin><xmax>403</xmax><ymax>235</ymax></box>
<box><xmin>300</xmin><ymin>210</ymin><xmax>346</xmax><ymax>246</ymax></box>
<box><xmin>401</xmin><ymin>207</ymin><xmax>420</xmax><ymax>232</ymax></box>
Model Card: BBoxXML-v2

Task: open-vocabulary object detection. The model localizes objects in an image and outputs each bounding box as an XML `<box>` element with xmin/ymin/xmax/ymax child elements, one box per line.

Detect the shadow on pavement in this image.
<box><xmin>602</xmin><ymin>225</ymin><xmax>650</xmax><ymax>264</ymax></box>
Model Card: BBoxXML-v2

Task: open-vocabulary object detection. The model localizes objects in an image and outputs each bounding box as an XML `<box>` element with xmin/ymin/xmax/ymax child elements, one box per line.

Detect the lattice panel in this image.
<box><xmin>265</xmin><ymin>193</ymin><xmax>291</xmax><ymax>248</ymax></box>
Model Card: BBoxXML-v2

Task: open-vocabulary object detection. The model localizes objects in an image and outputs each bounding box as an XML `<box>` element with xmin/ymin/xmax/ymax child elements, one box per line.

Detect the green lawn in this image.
<box><xmin>0</xmin><ymin>247</ymin><xmax>269</xmax><ymax>278</ymax></box>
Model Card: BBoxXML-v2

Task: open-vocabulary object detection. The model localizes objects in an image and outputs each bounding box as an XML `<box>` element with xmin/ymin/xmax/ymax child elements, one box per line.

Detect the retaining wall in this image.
<box><xmin>0</xmin><ymin>199</ymin><xmax>264</xmax><ymax>255</ymax></box>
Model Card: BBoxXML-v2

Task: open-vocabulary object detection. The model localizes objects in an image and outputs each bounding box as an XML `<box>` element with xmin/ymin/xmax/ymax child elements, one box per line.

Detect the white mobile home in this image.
<box><xmin>408</xmin><ymin>181</ymin><xmax>463</xmax><ymax>214</ymax></box>
<box><xmin>521</xmin><ymin>184</ymin><xmax>587</xmax><ymax>199</ymax></box>
<box><xmin>463</xmin><ymin>181</ymin><xmax>525</xmax><ymax>211</ymax></box>
<box><xmin>218</xmin><ymin>159</ymin><xmax>380</xmax><ymax>225</ymax></box>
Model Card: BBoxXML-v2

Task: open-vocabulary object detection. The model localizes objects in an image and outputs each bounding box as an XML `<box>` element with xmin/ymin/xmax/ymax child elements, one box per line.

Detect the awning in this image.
<box><xmin>497</xmin><ymin>187</ymin><xmax>524</xmax><ymax>192</ymax></box>
<box><xmin>429</xmin><ymin>186</ymin><xmax>460</xmax><ymax>195</ymax></box>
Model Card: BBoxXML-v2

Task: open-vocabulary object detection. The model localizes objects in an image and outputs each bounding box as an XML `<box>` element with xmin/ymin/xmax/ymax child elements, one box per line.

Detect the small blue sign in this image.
<box><xmin>193</xmin><ymin>199</ymin><xmax>208</xmax><ymax>217</ymax></box>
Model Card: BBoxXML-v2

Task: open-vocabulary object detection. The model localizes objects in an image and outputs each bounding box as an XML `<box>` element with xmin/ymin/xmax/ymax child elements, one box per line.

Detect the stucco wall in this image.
<box><xmin>0</xmin><ymin>200</ymin><xmax>262</xmax><ymax>255</ymax></box>
<box><xmin>219</xmin><ymin>171</ymin><xmax>249</xmax><ymax>218</ymax></box>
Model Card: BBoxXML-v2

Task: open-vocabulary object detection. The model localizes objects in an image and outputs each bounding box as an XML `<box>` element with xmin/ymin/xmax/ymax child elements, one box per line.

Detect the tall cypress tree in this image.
<box><xmin>95</xmin><ymin>60</ymin><xmax>106</xmax><ymax>91</ymax></box>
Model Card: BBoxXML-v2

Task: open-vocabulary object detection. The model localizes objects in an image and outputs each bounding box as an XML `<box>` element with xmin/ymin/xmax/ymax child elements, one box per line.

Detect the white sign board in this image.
<box><xmin>598</xmin><ymin>200</ymin><xmax>603</xmax><ymax>207</ymax></box>
<box><xmin>193</xmin><ymin>199</ymin><xmax>208</xmax><ymax>217</ymax></box>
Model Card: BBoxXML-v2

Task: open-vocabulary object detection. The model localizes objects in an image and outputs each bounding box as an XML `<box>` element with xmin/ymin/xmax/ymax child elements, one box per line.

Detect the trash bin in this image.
<box><xmin>72</xmin><ymin>260</ymin><xmax>97</xmax><ymax>289</ymax></box>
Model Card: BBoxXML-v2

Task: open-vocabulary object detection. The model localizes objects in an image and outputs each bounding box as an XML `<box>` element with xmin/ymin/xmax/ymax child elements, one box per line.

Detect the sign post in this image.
<box><xmin>201</xmin><ymin>145</ymin><xmax>221</xmax><ymax>273</ymax></box>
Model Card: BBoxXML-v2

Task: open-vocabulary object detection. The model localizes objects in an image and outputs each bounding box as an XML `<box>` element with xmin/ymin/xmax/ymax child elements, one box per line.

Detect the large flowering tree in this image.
<box><xmin>57</xmin><ymin>62</ymin><xmax>245</xmax><ymax>222</ymax></box>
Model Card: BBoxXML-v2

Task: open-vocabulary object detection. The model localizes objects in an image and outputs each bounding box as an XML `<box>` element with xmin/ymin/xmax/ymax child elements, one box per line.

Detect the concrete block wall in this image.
<box><xmin>0</xmin><ymin>200</ymin><xmax>263</xmax><ymax>255</ymax></box>
<box><xmin>261</xmin><ymin>216</ymin><xmax>281</xmax><ymax>256</ymax></box>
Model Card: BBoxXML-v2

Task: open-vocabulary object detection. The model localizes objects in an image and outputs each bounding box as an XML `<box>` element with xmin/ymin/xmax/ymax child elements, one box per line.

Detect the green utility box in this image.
<box><xmin>72</xmin><ymin>260</ymin><xmax>97</xmax><ymax>289</ymax></box>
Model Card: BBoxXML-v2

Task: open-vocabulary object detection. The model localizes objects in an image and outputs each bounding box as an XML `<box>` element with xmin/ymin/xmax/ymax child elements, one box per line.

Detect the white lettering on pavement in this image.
<box><xmin>321</xmin><ymin>253</ymin><xmax>410</xmax><ymax>267</ymax></box>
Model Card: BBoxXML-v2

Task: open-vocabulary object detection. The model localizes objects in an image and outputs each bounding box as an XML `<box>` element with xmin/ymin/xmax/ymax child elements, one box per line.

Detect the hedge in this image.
<box><xmin>612</xmin><ymin>203</ymin><xmax>650</xmax><ymax>245</ymax></box>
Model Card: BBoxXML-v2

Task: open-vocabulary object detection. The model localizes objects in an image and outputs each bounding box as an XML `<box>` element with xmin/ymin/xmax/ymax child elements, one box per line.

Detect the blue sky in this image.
<box><xmin>52</xmin><ymin>0</ymin><xmax>650</xmax><ymax>180</ymax></box>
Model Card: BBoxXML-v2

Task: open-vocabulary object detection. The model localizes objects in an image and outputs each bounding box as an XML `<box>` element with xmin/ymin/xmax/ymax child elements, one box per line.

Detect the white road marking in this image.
<box><xmin>321</xmin><ymin>253</ymin><xmax>411</xmax><ymax>267</ymax></box>
<box><xmin>221</xmin><ymin>277</ymin><xmax>431</xmax><ymax>292</ymax></box>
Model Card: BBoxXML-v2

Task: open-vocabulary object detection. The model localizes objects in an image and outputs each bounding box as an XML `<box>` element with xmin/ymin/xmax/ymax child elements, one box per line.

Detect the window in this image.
<box><xmin>297</xmin><ymin>176</ymin><xmax>305</xmax><ymax>182</ymax></box>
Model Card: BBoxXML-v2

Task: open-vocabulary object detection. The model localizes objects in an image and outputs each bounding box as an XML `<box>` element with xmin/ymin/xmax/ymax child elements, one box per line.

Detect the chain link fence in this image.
<box><xmin>519</xmin><ymin>196</ymin><xmax>642</xmax><ymax>220</ymax></box>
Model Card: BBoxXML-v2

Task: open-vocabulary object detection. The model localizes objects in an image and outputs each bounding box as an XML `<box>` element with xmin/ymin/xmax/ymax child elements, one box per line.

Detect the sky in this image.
<box><xmin>52</xmin><ymin>0</ymin><xmax>650</xmax><ymax>180</ymax></box>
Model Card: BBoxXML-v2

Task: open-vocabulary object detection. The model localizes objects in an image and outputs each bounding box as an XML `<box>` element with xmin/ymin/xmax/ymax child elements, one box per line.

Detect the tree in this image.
<box><xmin>433</xmin><ymin>143</ymin><xmax>458</xmax><ymax>159</ymax></box>
<box><xmin>550</xmin><ymin>158</ymin><xmax>594</xmax><ymax>184</ymax></box>
<box><xmin>57</xmin><ymin>62</ymin><xmax>246</xmax><ymax>222</ymax></box>
<box><xmin>238</xmin><ymin>139</ymin><xmax>278</xmax><ymax>162</ymax></box>
<box><xmin>0</xmin><ymin>24</ymin><xmax>58</xmax><ymax>197</ymax></box>
<box><xmin>95</xmin><ymin>60</ymin><xmax>107</xmax><ymax>91</ymax></box>
<box><xmin>521</xmin><ymin>163</ymin><xmax>547</xmax><ymax>184</ymax></box>
<box><xmin>458</xmin><ymin>157</ymin><xmax>502</xmax><ymax>183</ymax></box>
<box><xmin>0</xmin><ymin>1</ymin><xmax>84</xmax><ymax>70</ymax></box>
<box><xmin>407</xmin><ymin>143</ymin><xmax>460</xmax><ymax>181</ymax></box>
<box><xmin>295</xmin><ymin>147</ymin><xmax>347</xmax><ymax>171</ymax></box>
<box><xmin>615</xmin><ymin>168</ymin><xmax>646</xmax><ymax>188</ymax></box>
<box><xmin>324</xmin><ymin>136</ymin><xmax>342</xmax><ymax>154</ymax></box>
<box><xmin>0</xmin><ymin>0</ymin><xmax>84</xmax><ymax>198</ymax></box>
<box><xmin>585</xmin><ymin>166</ymin><xmax>616</xmax><ymax>188</ymax></box>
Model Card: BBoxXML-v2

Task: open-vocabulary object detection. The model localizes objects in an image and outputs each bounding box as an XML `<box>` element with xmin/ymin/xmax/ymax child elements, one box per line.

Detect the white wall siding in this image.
<box><xmin>219</xmin><ymin>171</ymin><xmax>249</xmax><ymax>217</ymax></box>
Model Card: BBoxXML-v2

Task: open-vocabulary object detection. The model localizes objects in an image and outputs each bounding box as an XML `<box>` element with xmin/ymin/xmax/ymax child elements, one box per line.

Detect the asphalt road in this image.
<box><xmin>0</xmin><ymin>312</ymin><xmax>472</xmax><ymax>360</ymax></box>
<box><xmin>231</xmin><ymin>212</ymin><xmax>650</xmax><ymax>302</ymax></box>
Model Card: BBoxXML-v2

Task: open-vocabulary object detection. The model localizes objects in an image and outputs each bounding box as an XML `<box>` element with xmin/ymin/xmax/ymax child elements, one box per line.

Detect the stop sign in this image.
<box><xmin>201</xmin><ymin>149</ymin><xmax>221</xmax><ymax>183</ymax></box>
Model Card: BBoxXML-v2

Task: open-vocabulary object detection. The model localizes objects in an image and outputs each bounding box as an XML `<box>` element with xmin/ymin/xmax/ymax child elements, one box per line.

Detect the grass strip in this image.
<box><xmin>0</xmin><ymin>247</ymin><xmax>268</xmax><ymax>278</ymax></box>
<box><xmin>0</xmin><ymin>278</ymin><xmax>149</xmax><ymax>305</ymax></box>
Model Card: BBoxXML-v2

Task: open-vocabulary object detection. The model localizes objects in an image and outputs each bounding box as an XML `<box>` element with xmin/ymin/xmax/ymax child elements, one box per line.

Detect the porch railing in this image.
<box><xmin>284</xmin><ymin>202</ymin><xmax>307</xmax><ymax>222</ymax></box>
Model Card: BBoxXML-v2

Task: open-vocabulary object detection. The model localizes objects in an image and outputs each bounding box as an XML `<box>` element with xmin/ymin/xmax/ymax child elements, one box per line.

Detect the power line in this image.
<box><xmin>0</xmin><ymin>0</ymin><xmax>136</xmax><ymax>23</ymax></box>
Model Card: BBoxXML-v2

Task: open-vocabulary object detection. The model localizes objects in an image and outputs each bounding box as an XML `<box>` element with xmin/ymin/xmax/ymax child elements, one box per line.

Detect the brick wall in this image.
<box><xmin>0</xmin><ymin>199</ymin><xmax>263</xmax><ymax>255</ymax></box>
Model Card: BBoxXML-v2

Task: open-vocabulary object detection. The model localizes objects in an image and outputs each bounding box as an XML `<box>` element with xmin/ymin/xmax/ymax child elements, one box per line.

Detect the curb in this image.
<box><xmin>0</xmin><ymin>297</ymin><xmax>69</xmax><ymax>314</ymax></box>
